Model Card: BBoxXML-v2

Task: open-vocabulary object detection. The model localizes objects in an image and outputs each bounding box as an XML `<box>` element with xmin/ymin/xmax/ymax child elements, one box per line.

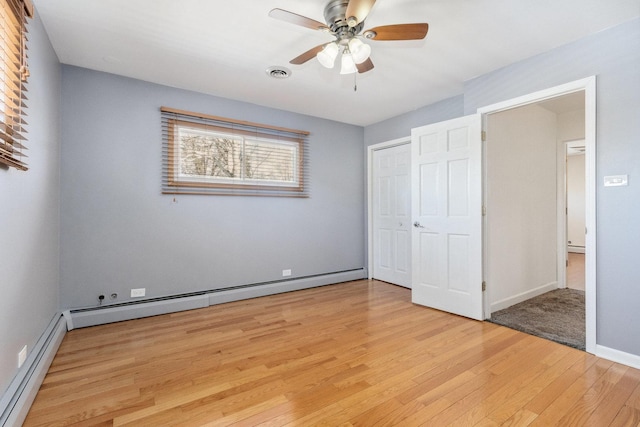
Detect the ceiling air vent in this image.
<box><xmin>266</xmin><ymin>66</ymin><xmax>291</xmax><ymax>79</ymax></box>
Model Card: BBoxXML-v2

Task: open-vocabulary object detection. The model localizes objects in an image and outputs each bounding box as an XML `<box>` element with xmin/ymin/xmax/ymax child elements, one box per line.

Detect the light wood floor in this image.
<box><xmin>567</xmin><ymin>252</ymin><xmax>586</xmax><ymax>291</ymax></box>
<box><xmin>25</xmin><ymin>280</ymin><xmax>640</xmax><ymax>426</ymax></box>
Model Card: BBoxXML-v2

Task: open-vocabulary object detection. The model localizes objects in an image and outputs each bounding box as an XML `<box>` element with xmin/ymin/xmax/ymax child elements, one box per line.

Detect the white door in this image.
<box><xmin>372</xmin><ymin>144</ymin><xmax>411</xmax><ymax>288</ymax></box>
<box><xmin>566</xmin><ymin>144</ymin><xmax>586</xmax><ymax>253</ymax></box>
<box><xmin>411</xmin><ymin>115</ymin><xmax>483</xmax><ymax>320</ymax></box>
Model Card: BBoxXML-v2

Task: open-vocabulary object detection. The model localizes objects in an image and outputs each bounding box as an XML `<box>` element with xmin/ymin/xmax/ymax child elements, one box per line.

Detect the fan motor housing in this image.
<box><xmin>324</xmin><ymin>0</ymin><xmax>364</xmax><ymax>37</ymax></box>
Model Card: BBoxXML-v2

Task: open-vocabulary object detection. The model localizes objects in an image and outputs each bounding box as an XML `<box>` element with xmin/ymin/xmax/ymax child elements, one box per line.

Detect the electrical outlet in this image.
<box><xmin>18</xmin><ymin>345</ymin><xmax>27</xmax><ymax>368</ymax></box>
<box><xmin>282</xmin><ymin>269</ymin><xmax>292</xmax><ymax>277</ymax></box>
<box><xmin>130</xmin><ymin>288</ymin><xmax>146</xmax><ymax>297</ymax></box>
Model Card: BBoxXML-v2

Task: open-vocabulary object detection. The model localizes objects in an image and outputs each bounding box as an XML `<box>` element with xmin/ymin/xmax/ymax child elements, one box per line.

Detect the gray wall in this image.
<box><xmin>465</xmin><ymin>18</ymin><xmax>640</xmax><ymax>357</ymax></box>
<box><xmin>364</xmin><ymin>95</ymin><xmax>464</xmax><ymax>147</ymax></box>
<box><xmin>364</xmin><ymin>18</ymin><xmax>640</xmax><ymax>357</ymax></box>
<box><xmin>60</xmin><ymin>67</ymin><xmax>365</xmax><ymax>309</ymax></box>
<box><xmin>0</xmin><ymin>11</ymin><xmax>61</xmax><ymax>395</ymax></box>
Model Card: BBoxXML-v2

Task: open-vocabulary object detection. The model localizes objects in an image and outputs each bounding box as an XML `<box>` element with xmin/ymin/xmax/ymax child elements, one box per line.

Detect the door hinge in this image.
<box><xmin>481</xmin><ymin>130</ymin><xmax>487</xmax><ymax>141</ymax></box>
<box><xmin>482</xmin><ymin>205</ymin><xmax>487</xmax><ymax>216</ymax></box>
<box><xmin>482</xmin><ymin>281</ymin><xmax>487</xmax><ymax>292</ymax></box>
<box><xmin>566</xmin><ymin>259</ymin><xmax>569</xmax><ymax>267</ymax></box>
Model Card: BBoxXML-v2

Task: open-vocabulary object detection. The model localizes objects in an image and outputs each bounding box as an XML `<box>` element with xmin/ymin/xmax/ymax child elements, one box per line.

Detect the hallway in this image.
<box><xmin>567</xmin><ymin>252</ymin><xmax>585</xmax><ymax>291</ymax></box>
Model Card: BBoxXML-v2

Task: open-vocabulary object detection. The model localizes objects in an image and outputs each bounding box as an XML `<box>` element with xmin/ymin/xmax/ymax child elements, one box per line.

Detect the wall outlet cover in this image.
<box><xmin>18</xmin><ymin>345</ymin><xmax>27</xmax><ymax>368</ymax></box>
<box><xmin>282</xmin><ymin>269</ymin><xmax>292</xmax><ymax>277</ymax></box>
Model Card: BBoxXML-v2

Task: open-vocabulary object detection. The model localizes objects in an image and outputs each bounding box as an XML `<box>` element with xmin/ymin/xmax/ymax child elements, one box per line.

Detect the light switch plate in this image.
<box><xmin>604</xmin><ymin>175</ymin><xmax>628</xmax><ymax>187</ymax></box>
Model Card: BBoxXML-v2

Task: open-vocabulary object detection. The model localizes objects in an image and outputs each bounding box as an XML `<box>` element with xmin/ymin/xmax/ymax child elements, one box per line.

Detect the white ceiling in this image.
<box><xmin>34</xmin><ymin>0</ymin><xmax>639</xmax><ymax>126</ymax></box>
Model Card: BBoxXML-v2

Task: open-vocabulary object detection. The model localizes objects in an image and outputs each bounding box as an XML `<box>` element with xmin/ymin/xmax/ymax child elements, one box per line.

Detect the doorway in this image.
<box><xmin>479</xmin><ymin>77</ymin><xmax>595</xmax><ymax>353</ymax></box>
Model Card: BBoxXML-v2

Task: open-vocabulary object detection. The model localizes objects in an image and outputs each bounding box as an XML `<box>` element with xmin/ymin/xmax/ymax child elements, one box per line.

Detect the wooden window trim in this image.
<box><xmin>161</xmin><ymin>107</ymin><xmax>310</xmax><ymax>137</ymax></box>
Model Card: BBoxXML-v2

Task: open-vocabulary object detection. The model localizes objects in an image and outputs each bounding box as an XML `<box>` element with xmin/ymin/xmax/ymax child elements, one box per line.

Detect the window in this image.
<box><xmin>161</xmin><ymin>107</ymin><xmax>309</xmax><ymax>197</ymax></box>
<box><xmin>0</xmin><ymin>0</ymin><xmax>32</xmax><ymax>171</ymax></box>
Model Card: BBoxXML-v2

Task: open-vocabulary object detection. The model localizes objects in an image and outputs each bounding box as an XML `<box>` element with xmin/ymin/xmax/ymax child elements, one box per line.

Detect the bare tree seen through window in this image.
<box><xmin>178</xmin><ymin>130</ymin><xmax>296</xmax><ymax>185</ymax></box>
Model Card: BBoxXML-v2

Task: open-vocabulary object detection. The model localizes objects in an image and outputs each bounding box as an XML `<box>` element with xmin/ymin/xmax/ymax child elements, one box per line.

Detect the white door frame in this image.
<box><xmin>478</xmin><ymin>76</ymin><xmax>597</xmax><ymax>354</ymax></box>
<box><xmin>367</xmin><ymin>137</ymin><xmax>411</xmax><ymax>280</ymax></box>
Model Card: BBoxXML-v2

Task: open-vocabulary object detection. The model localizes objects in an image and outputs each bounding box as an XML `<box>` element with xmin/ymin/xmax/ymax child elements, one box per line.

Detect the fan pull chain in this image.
<box><xmin>353</xmin><ymin>71</ymin><xmax>358</xmax><ymax>92</ymax></box>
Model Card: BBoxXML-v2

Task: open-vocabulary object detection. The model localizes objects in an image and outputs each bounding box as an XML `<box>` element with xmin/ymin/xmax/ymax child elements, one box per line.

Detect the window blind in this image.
<box><xmin>0</xmin><ymin>0</ymin><xmax>32</xmax><ymax>171</ymax></box>
<box><xmin>161</xmin><ymin>107</ymin><xmax>310</xmax><ymax>197</ymax></box>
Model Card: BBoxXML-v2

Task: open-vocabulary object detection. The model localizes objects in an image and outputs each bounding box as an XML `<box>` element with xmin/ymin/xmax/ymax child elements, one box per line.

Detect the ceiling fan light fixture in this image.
<box><xmin>340</xmin><ymin>52</ymin><xmax>358</xmax><ymax>74</ymax></box>
<box><xmin>348</xmin><ymin>38</ymin><xmax>371</xmax><ymax>64</ymax></box>
<box><xmin>317</xmin><ymin>42</ymin><xmax>339</xmax><ymax>68</ymax></box>
<box><xmin>346</xmin><ymin>16</ymin><xmax>358</xmax><ymax>27</ymax></box>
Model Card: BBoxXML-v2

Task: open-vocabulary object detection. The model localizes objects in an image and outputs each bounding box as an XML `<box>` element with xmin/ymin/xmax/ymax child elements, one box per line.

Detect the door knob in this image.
<box><xmin>413</xmin><ymin>221</ymin><xmax>425</xmax><ymax>228</ymax></box>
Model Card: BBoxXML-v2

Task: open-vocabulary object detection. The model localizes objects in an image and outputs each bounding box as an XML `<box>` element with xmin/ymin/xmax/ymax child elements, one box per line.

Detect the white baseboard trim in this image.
<box><xmin>0</xmin><ymin>314</ymin><xmax>67</xmax><ymax>427</ymax></box>
<box><xmin>68</xmin><ymin>269</ymin><xmax>367</xmax><ymax>330</ymax></box>
<box><xmin>595</xmin><ymin>344</ymin><xmax>640</xmax><ymax>370</ymax></box>
<box><xmin>490</xmin><ymin>281</ymin><xmax>558</xmax><ymax>313</ymax></box>
<box><xmin>568</xmin><ymin>246</ymin><xmax>586</xmax><ymax>254</ymax></box>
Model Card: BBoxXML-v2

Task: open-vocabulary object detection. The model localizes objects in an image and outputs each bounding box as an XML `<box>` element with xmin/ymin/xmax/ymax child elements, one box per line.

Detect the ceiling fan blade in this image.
<box><xmin>345</xmin><ymin>0</ymin><xmax>376</xmax><ymax>26</ymax></box>
<box><xmin>290</xmin><ymin>44</ymin><xmax>328</xmax><ymax>65</ymax></box>
<box><xmin>365</xmin><ymin>23</ymin><xmax>429</xmax><ymax>41</ymax></box>
<box><xmin>269</xmin><ymin>8</ymin><xmax>329</xmax><ymax>31</ymax></box>
<box><xmin>356</xmin><ymin>57</ymin><xmax>374</xmax><ymax>73</ymax></box>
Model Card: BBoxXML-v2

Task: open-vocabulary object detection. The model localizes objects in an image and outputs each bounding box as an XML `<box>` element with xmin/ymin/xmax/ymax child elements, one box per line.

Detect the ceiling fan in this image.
<box><xmin>269</xmin><ymin>0</ymin><xmax>429</xmax><ymax>74</ymax></box>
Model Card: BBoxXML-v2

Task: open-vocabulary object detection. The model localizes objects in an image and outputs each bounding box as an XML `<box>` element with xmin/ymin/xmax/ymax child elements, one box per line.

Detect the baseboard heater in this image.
<box><xmin>0</xmin><ymin>314</ymin><xmax>66</xmax><ymax>427</ymax></box>
<box><xmin>66</xmin><ymin>268</ymin><xmax>366</xmax><ymax>330</ymax></box>
<box><xmin>568</xmin><ymin>245</ymin><xmax>585</xmax><ymax>254</ymax></box>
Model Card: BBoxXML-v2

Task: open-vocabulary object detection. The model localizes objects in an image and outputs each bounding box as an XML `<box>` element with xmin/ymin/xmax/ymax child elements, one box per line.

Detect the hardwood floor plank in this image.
<box><xmin>496</xmin><ymin>408</ymin><xmax>538</xmax><ymax>426</ymax></box>
<box><xmin>472</xmin><ymin>418</ymin><xmax>501</xmax><ymax>427</ymax></box>
<box><xmin>625</xmin><ymin>379</ymin><xmax>640</xmax><ymax>410</ymax></box>
<box><xmin>580</xmin><ymin>365</ymin><xmax>640</xmax><ymax>426</ymax></box>
<box><xmin>225</xmin><ymin>399</ymin><xmax>298</xmax><ymax>427</ymax></box>
<box><xmin>23</xmin><ymin>280</ymin><xmax>640</xmax><ymax>426</ymax></box>
<box><xmin>395</xmin><ymin>328</ymin><xmax>521</xmax><ymax>405</ymax></box>
<box><xmin>307</xmin><ymin>357</ymin><xmax>445</xmax><ymax>423</ymax></box>
<box><xmin>523</xmin><ymin>351</ymin><xmax>596</xmax><ymax>414</ymax></box>
<box><xmin>351</xmin><ymin>399</ymin><xmax>424</xmax><ymax>427</ymax></box>
<box><xmin>485</xmin><ymin>349</ymin><xmax>584</xmax><ymax>424</ymax></box>
<box><xmin>608</xmin><ymin>405</ymin><xmax>640</xmax><ymax>427</ymax></box>
<box><xmin>422</xmin><ymin>339</ymin><xmax>558</xmax><ymax>425</ymax></box>
<box><xmin>529</xmin><ymin>357</ymin><xmax>614</xmax><ymax>426</ymax></box>
<box><xmin>554</xmin><ymin>362</ymin><xmax>628</xmax><ymax>425</ymax></box>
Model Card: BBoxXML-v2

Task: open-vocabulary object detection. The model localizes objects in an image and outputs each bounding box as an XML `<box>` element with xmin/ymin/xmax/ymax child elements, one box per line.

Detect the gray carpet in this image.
<box><xmin>489</xmin><ymin>288</ymin><xmax>585</xmax><ymax>350</ymax></box>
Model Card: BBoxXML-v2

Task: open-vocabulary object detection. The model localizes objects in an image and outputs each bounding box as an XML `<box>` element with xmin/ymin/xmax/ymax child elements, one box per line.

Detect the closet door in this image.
<box><xmin>372</xmin><ymin>144</ymin><xmax>411</xmax><ymax>288</ymax></box>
